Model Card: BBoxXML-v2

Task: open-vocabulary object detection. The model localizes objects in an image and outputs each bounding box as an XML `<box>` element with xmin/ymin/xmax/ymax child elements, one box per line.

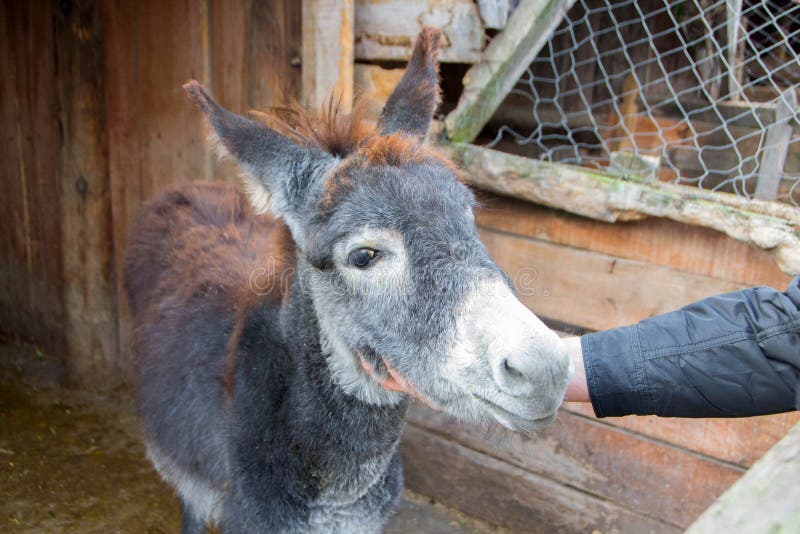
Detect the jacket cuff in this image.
<box><xmin>581</xmin><ymin>326</ymin><xmax>654</xmax><ymax>418</ymax></box>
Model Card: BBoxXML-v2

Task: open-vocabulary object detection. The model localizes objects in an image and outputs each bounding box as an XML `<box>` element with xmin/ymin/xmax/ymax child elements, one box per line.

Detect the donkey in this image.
<box><xmin>124</xmin><ymin>27</ymin><xmax>571</xmax><ymax>533</ymax></box>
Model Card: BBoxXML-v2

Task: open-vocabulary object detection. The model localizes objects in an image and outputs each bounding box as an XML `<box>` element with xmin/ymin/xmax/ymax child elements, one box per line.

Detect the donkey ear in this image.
<box><xmin>378</xmin><ymin>27</ymin><xmax>442</xmax><ymax>137</ymax></box>
<box><xmin>183</xmin><ymin>81</ymin><xmax>335</xmax><ymax>221</ymax></box>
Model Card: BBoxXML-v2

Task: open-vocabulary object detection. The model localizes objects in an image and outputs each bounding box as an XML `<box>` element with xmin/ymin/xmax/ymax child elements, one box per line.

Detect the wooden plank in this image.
<box><xmin>55</xmin><ymin>0</ymin><xmax>119</xmax><ymax>384</ymax></box>
<box><xmin>103</xmin><ymin>0</ymin><xmax>142</xmax><ymax>379</ymax></box>
<box><xmin>563</xmin><ymin>403</ymin><xmax>800</xmax><ymax>469</ymax></box>
<box><xmin>354</xmin><ymin>0</ymin><xmax>484</xmax><ymax>63</ymax></box>
<box><xmin>402</xmin><ymin>424</ymin><xmax>677</xmax><ymax>533</ymax></box>
<box><xmin>302</xmin><ymin>0</ymin><xmax>354</xmax><ymax>112</ymax></box>
<box><xmin>479</xmin><ymin>227</ymin><xmax>745</xmax><ymax>330</ymax></box>
<box><xmin>448</xmin><ymin>142</ymin><xmax>800</xmax><ymax>275</ymax></box>
<box><xmin>754</xmin><ymin>88</ymin><xmax>798</xmax><ymax>200</ymax></box>
<box><xmin>246</xmin><ymin>0</ymin><xmax>302</xmax><ymax>111</ymax></box>
<box><xmin>687</xmin><ymin>422</ymin><xmax>800</xmax><ymax>533</ymax></box>
<box><xmin>474</xmin><ymin>193</ymin><xmax>792</xmax><ymax>288</ymax></box>
<box><xmin>408</xmin><ymin>405</ymin><xmax>744</xmax><ymax>528</ymax></box>
<box><xmin>0</xmin><ymin>1</ymin><xmax>66</xmax><ymax>353</ymax></box>
<box><xmin>444</xmin><ymin>0</ymin><xmax>577</xmax><ymax>143</ymax></box>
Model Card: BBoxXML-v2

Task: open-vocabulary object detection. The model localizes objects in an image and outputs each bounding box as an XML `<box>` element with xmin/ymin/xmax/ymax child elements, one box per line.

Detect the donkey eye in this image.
<box><xmin>347</xmin><ymin>248</ymin><xmax>380</xmax><ymax>269</ymax></box>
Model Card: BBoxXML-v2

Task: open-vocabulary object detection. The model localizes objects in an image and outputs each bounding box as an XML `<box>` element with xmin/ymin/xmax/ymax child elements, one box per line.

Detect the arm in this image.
<box><xmin>578</xmin><ymin>277</ymin><xmax>800</xmax><ymax>418</ymax></box>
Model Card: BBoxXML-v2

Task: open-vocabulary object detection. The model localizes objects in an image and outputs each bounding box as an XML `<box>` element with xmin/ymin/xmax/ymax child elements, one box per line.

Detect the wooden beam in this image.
<box><xmin>754</xmin><ymin>88</ymin><xmax>798</xmax><ymax>200</ymax></box>
<box><xmin>354</xmin><ymin>0</ymin><xmax>484</xmax><ymax>63</ymax></box>
<box><xmin>302</xmin><ymin>0</ymin><xmax>354</xmax><ymax>112</ymax></box>
<box><xmin>686</xmin><ymin>422</ymin><xmax>800</xmax><ymax>533</ymax></box>
<box><xmin>444</xmin><ymin>0</ymin><xmax>577</xmax><ymax>143</ymax></box>
<box><xmin>56</xmin><ymin>0</ymin><xmax>119</xmax><ymax>385</ymax></box>
<box><xmin>473</xmin><ymin>193</ymin><xmax>791</xmax><ymax>288</ymax></box>
<box><xmin>446</xmin><ymin>142</ymin><xmax>800</xmax><ymax>275</ymax></box>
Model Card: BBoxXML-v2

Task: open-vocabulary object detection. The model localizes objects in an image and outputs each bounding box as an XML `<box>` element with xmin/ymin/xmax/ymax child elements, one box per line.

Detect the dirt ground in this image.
<box><xmin>0</xmin><ymin>343</ymin><xmax>497</xmax><ymax>533</ymax></box>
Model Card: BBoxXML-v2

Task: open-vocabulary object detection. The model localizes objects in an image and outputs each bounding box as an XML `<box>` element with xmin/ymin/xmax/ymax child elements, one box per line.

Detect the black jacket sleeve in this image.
<box><xmin>581</xmin><ymin>277</ymin><xmax>800</xmax><ymax>418</ymax></box>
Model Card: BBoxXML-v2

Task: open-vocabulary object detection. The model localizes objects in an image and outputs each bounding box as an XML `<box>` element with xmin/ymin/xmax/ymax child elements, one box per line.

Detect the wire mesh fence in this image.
<box><xmin>487</xmin><ymin>0</ymin><xmax>800</xmax><ymax>206</ymax></box>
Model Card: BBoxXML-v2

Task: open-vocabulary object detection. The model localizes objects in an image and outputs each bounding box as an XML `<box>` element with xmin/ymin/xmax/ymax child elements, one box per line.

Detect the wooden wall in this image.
<box><xmin>0</xmin><ymin>0</ymin><xmax>301</xmax><ymax>384</ymax></box>
<box><xmin>400</xmin><ymin>191</ymin><xmax>800</xmax><ymax>531</ymax></box>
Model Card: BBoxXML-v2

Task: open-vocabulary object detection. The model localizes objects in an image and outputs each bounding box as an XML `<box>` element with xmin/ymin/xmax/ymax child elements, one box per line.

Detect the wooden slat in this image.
<box><xmin>474</xmin><ymin>193</ymin><xmax>791</xmax><ymax>288</ymax></box>
<box><xmin>444</xmin><ymin>0</ymin><xmax>577</xmax><ymax>143</ymax></box>
<box><xmin>55</xmin><ymin>0</ymin><xmax>118</xmax><ymax>384</ymax></box>
<box><xmin>354</xmin><ymin>0</ymin><xmax>484</xmax><ymax>63</ymax></box>
<box><xmin>408</xmin><ymin>405</ymin><xmax>744</xmax><ymax>528</ymax></box>
<box><xmin>302</xmin><ymin>0</ymin><xmax>354</xmax><ymax>111</ymax></box>
<box><xmin>754</xmin><ymin>88</ymin><xmax>798</xmax><ymax>200</ymax></box>
<box><xmin>246</xmin><ymin>0</ymin><xmax>302</xmax><ymax>111</ymax></box>
<box><xmin>563</xmin><ymin>403</ymin><xmax>800</xmax><ymax>468</ymax></box>
<box><xmin>478</xmin><ymin>227</ymin><xmax>745</xmax><ymax>331</ymax></box>
<box><xmin>0</xmin><ymin>1</ymin><xmax>66</xmax><ymax>353</ymax></box>
<box><xmin>402</xmin><ymin>425</ymin><xmax>677</xmax><ymax>533</ymax></box>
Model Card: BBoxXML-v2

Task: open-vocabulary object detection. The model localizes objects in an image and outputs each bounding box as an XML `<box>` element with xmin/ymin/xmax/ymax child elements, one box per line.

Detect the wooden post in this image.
<box><xmin>754</xmin><ymin>88</ymin><xmax>798</xmax><ymax>200</ymax></box>
<box><xmin>724</xmin><ymin>0</ymin><xmax>745</xmax><ymax>101</ymax></box>
<box><xmin>444</xmin><ymin>0</ymin><xmax>576</xmax><ymax>143</ymax></box>
<box><xmin>686</xmin><ymin>422</ymin><xmax>800</xmax><ymax>532</ymax></box>
<box><xmin>55</xmin><ymin>0</ymin><xmax>119</xmax><ymax>385</ymax></box>
<box><xmin>302</xmin><ymin>0</ymin><xmax>354</xmax><ymax>112</ymax></box>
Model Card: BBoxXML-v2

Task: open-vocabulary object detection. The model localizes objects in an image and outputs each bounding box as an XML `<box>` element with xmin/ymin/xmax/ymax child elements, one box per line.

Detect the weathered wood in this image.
<box><xmin>755</xmin><ymin>88</ymin><xmax>798</xmax><ymax>200</ymax></box>
<box><xmin>479</xmin><ymin>227</ymin><xmax>744</xmax><ymax>331</ymax></box>
<box><xmin>247</xmin><ymin>0</ymin><xmax>302</xmax><ymax>111</ymax></box>
<box><xmin>55</xmin><ymin>0</ymin><xmax>119</xmax><ymax>384</ymax></box>
<box><xmin>0</xmin><ymin>1</ymin><xmax>66</xmax><ymax>353</ymax></box>
<box><xmin>354</xmin><ymin>63</ymin><xmax>405</xmax><ymax>119</ymax></box>
<box><xmin>402</xmin><ymin>424</ymin><xmax>678</xmax><ymax>532</ymax></box>
<box><xmin>474</xmin><ymin>193</ymin><xmax>791</xmax><ymax>288</ymax></box>
<box><xmin>444</xmin><ymin>0</ymin><xmax>577</xmax><ymax>143</ymax></box>
<box><xmin>563</xmin><ymin>403</ymin><xmax>800</xmax><ymax>469</ymax></box>
<box><xmin>302</xmin><ymin>0</ymin><xmax>354</xmax><ymax>111</ymax></box>
<box><xmin>476</xmin><ymin>0</ymin><xmax>512</xmax><ymax>30</ymax></box>
<box><xmin>686</xmin><ymin>422</ymin><xmax>800</xmax><ymax>533</ymax></box>
<box><xmin>448</xmin><ymin>142</ymin><xmax>800</xmax><ymax>275</ymax></box>
<box><xmin>408</xmin><ymin>405</ymin><xmax>743</xmax><ymax>528</ymax></box>
<box><xmin>724</xmin><ymin>0</ymin><xmax>745</xmax><ymax>101</ymax></box>
<box><xmin>354</xmin><ymin>0</ymin><xmax>484</xmax><ymax>63</ymax></box>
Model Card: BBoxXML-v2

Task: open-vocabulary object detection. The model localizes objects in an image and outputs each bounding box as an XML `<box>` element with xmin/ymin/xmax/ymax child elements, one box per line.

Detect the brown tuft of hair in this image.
<box><xmin>250</xmin><ymin>96</ymin><xmax>374</xmax><ymax>158</ymax></box>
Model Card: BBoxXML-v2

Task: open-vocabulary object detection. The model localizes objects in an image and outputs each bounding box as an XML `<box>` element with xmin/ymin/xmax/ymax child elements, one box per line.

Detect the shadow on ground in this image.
<box><xmin>0</xmin><ymin>343</ymin><xmax>497</xmax><ymax>533</ymax></box>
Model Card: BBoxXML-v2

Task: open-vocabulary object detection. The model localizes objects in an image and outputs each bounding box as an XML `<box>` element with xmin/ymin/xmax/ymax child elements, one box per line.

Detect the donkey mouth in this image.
<box><xmin>472</xmin><ymin>394</ymin><xmax>558</xmax><ymax>432</ymax></box>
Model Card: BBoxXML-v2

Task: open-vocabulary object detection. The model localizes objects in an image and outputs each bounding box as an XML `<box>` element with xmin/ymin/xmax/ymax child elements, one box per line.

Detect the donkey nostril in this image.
<box><xmin>502</xmin><ymin>358</ymin><xmax>526</xmax><ymax>381</ymax></box>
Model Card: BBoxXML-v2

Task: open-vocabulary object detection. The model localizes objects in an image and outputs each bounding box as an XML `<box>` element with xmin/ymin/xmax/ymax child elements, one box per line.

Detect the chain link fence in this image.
<box><xmin>487</xmin><ymin>0</ymin><xmax>800</xmax><ymax>206</ymax></box>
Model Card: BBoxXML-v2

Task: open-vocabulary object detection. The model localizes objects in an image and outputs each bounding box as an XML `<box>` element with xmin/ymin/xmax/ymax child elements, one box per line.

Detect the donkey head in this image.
<box><xmin>185</xmin><ymin>28</ymin><xmax>571</xmax><ymax>433</ymax></box>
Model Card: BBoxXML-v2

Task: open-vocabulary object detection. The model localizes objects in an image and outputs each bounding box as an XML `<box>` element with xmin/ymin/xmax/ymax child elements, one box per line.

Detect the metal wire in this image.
<box><xmin>488</xmin><ymin>0</ymin><xmax>800</xmax><ymax>205</ymax></box>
